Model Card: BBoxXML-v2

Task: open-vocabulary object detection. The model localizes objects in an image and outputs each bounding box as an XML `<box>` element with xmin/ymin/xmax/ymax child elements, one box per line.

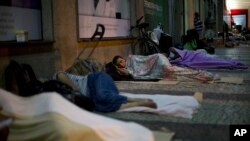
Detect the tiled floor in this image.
<box><xmin>101</xmin><ymin>42</ymin><xmax>250</xmax><ymax>141</ymax></box>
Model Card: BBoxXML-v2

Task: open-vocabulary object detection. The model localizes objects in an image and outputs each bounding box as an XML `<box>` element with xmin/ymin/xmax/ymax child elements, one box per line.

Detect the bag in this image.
<box><xmin>4</xmin><ymin>60</ymin><xmax>38</xmax><ymax>96</ymax></box>
<box><xmin>159</xmin><ymin>33</ymin><xmax>172</xmax><ymax>55</ymax></box>
<box><xmin>203</xmin><ymin>46</ymin><xmax>215</xmax><ymax>54</ymax></box>
<box><xmin>153</xmin><ymin>25</ymin><xmax>163</xmax><ymax>41</ymax></box>
<box><xmin>4</xmin><ymin>60</ymin><xmax>95</xmax><ymax>111</ymax></box>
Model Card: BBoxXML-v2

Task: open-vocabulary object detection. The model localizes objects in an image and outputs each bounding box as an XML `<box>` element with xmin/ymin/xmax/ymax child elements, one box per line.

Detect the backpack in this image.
<box><xmin>4</xmin><ymin>60</ymin><xmax>39</xmax><ymax>96</ymax></box>
<box><xmin>4</xmin><ymin>60</ymin><xmax>95</xmax><ymax>111</ymax></box>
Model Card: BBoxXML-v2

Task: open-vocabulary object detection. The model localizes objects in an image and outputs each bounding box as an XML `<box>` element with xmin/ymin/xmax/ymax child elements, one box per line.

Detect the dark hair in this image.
<box><xmin>195</xmin><ymin>12</ymin><xmax>199</xmax><ymax>17</ymax></box>
<box><xmin>208</xmin><ymin>12</ymin><xmax>211</xmax><ymax>16</ymax></box>
<box><xmin>112</xmin><ymin>55</ymin><xmax>123</xmax><ymax>66</ymax></box>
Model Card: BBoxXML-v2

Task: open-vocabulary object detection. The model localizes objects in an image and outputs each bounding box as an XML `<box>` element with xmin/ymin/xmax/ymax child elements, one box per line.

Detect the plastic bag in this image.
<box><xmin>153</xmin><ymin>24</ymin><xmax>163</xmax><ymax>41</ymax></box>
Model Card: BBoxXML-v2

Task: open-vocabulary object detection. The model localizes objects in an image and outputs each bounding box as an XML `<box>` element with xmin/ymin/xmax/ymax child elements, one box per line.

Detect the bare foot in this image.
<box><xmin>193</xmin><ymin>92</ymin><xmax>203</xmax><ymax>102</ymax></box>
<box><xmin>139</xmin><ymin>100</ymin><xmax>157</xmax><ymax>109</ymax></box>
<box><xmin>120</xmin><ymin>100</ymin><xmax>157</xmax><ymax>110</ymax></box>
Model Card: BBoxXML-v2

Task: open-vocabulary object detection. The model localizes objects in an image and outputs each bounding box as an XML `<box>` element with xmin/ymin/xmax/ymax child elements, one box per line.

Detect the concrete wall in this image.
<box><xmin>53</xmin><ymin>0</ymin><xmax>132</xmax><ymax>70</ymax></box>
<box><xmin>0</xmin><ymin>0</ymin><xmax>132</xmax><ymax>88</ymax></box>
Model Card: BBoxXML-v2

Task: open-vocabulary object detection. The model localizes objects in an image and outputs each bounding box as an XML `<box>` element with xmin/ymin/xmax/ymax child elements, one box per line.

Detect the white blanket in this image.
<box><xmin>0</xmin><ymin>89</ymin><xmax>154</xmax><ymax>141</ymax></box>
<box><xmin>119</xmin><ymin>92</ymin><xmax>200</xmax><ymax>119</ymax></box>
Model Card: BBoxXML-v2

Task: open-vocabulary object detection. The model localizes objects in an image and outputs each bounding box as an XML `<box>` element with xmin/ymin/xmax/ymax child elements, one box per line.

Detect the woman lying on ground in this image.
<box><xmin>54</xmin><ymin>72</ymin><xmax>157</xmax><ymax>113</ymax></box>
<box><xmin>106</xmin><ymin>54</ymin><xmax>216</xmax><ymax>82</ymax></box>
<box><xmin>168</xmin><ymin>47</ymin><xmax>248</xmax><ymax>69</ymax></box>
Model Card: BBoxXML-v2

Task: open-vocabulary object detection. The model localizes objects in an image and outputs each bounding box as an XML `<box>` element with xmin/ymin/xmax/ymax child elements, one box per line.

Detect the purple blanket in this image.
<box><xmin>170</xmin><ymin>49</ymin><xmax>248</xmax><ymax>69</ymax></box>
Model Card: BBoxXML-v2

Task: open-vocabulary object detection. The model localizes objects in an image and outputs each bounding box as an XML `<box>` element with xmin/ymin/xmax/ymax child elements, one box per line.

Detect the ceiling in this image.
<box><xmin>226</xmin><ymin>0</ymin><xmax>250</xmax><ymax>9</ymax></box>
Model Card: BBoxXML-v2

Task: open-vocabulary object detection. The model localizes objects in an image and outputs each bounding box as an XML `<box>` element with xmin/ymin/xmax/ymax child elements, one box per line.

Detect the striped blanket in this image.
<box><xmin>126</xmin><ymin>53</ymin><xmax>215</xmax><ymax>81</ymax></box>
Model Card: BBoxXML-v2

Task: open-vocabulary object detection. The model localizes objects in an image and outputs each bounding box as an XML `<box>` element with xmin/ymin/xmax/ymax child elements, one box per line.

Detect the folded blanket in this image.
<box><xmin>119</xmin><ymin>92</ymin><xmax>200</xmax><ymax>119</ymax></box>
<box><xmin>8</xmin><ymin>112</ymin><xmax>105</xmax><ymax>141</ymax></box>
<box><xmin>0</xmin><ymin>89</ymin><xmax>153</xmax><ymax>141</ymax></box>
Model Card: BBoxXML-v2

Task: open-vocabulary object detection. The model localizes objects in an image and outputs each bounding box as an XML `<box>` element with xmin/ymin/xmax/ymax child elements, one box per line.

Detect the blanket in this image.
<box><xmin>170</xmin><ymin>48</ymin><xmax>248</xmax><ymax>69</ymax></box>
<box><xmin>119</xmin><ymin>93</ymin><xmax>200</xmax><ymax>119</ymax></box>
<box><xmin>126</xmin><ymin>53</ymin><xmax>216</xmax><ymax>81</ymax></box>
<box><xmin>0</xmin><ymin>89</ymin><xmax>154</xmax><ymax>141</ymax></box>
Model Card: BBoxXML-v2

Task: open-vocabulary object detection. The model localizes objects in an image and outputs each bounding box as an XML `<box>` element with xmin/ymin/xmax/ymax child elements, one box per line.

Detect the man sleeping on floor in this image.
<box><xmin>54</xmin><ymin>71</ymin><xmax>157</xmax><ymax>112</ymax></box>
<box><xmin>0</xmin><ymin>71</ymin><xmax>201</xmax><ymax>141</ymax></box>
<box><xmin>54</xmin><ymin>71</ymin><xmax>200</xmax><ymax>118</ymax></box>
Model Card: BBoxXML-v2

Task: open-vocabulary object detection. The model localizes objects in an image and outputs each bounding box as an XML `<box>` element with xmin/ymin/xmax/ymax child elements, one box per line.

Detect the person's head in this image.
<box><xmin>112</xmin><ymin>56</ymin><xmax>126</xmax><ymax>68</ymax></box>
<box><xmin>194</xmin><ymin>12</ymin><xmax>199</xmax><ymax>18</ymax></box>
<box><xmin>208</xmin><ymin>12</ymin><xmax>211</xmax><ymax>17</ymax></box>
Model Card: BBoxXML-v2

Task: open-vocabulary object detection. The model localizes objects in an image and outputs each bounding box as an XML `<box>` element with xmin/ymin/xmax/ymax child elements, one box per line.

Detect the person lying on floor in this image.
<box><xmin>54</xmin><ymin>72</ymin><xmax>157</xmax><ymax>113</ymax></box>
<box><xmin>105</xmin><ymin>55</ymin><xmax>134</xmax><ymax>81</ymax></box>
<box><xmin>168</xmin><ymin>47</ymin><xmax>248</xmax><ymax>69</ymax></box>
<box><xmin>0</xmin><ymin>89</ymin><xmax>154</xmax><ymax>141</ymax></box>
<box><xmin>106</xmin><ymin>54</ymin><xmax>216</xmax><ymax>82</ymax></box>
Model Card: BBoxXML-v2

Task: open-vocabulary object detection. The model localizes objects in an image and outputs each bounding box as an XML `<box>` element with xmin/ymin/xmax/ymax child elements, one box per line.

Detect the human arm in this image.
<box><xmin>116</xmin><ymin>67</ymin><xmax>133</xmax><ymax>77</ymax></box>
<box><xmin>56</xmin><ymin>72</ymin><xmax>77</xmax><ymax>91</ymax></box>
<box><xmin>169</xmin><ymin>47</ymin><xmax>181</xmax><ymax>60</ymax></box>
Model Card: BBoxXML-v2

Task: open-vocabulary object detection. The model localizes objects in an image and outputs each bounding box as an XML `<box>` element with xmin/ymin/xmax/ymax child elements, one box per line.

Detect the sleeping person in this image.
<box><xmin>106</xmin><ymin>54</ymin><xmax>216</xmax><ymax>82</ymax></box>
<box><xmin>54</xmin><ymin>71</ymin><xmax>157</xmax><ymax>113</ymax></box>
<box><xmin>105</xmin><ymin>55</ymin><xmax>134</xmax><ymax>81</ymax></box>
<box><xmin>168</xmin><ymin>47</ymin><xmax>248</xmax><ymax>69</ymax></box>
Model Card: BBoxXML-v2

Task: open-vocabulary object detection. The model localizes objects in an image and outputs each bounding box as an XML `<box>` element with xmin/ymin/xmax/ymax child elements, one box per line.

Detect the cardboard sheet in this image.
<box><xmin>214</xmin><ymin>77</ymin><xmax>244</xmax><ymax>84</ymax></box>
<box><xmin>130</xmin><ymin>80</ymin><xmax>179</xmax><ymax>85</ymax></box>
<box><xmin>153</xmin><ymin>131</ymin><xmax>175</xmax><ymax>141</ymax></box>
